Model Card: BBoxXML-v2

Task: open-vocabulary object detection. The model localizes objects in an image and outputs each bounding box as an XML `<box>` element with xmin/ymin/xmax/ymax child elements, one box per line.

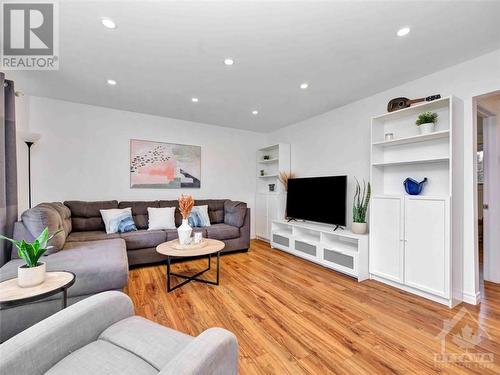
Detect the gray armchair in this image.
<box><xmin>0</xmin><ymin>291</ymin><xmax>239</xmax><ymax>375</ymax></box>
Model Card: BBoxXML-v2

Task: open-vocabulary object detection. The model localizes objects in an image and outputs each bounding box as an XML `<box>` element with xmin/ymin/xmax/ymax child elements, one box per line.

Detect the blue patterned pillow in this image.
<box><xmin>118</xmin><ymin>216</ymin><xmax>137</xmax><ymax>233</ymax></box>
<box><xmin>188</xmin><ymin>206</ymin><xmax>211</xmax><ymax>227</ymax></box>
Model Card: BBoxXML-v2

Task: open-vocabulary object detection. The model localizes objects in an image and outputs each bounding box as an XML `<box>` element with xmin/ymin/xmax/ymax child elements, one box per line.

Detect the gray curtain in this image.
<box><xmin>0</xmin><ymin>73</ymin><xmax>18</xmax><ymax>266</ymax></box>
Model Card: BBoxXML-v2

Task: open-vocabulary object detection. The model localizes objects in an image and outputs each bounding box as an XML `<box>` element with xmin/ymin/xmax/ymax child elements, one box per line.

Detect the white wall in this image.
<box><xmin>18</xmin><ymin>96</ymin><xmax>266</xmax><ymax>237</ymax></box>
<box><xmin>268</xmin><ymin>49</ymin><xmax>500</xmax><ymax>303</ymax></box>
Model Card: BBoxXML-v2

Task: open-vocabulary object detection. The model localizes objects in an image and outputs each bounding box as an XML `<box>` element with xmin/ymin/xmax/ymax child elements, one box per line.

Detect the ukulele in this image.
<box><xmin>387</xmin><ymin>94</ymin><xmax>441</xmax><ymax>112</ymax></box>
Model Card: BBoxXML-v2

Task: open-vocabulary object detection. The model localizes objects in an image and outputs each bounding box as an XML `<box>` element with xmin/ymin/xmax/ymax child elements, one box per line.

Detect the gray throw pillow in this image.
<box><xmin>21</xmin><ymin>204</ymin><xmax>66</xmax><ymax>254</ymax></box>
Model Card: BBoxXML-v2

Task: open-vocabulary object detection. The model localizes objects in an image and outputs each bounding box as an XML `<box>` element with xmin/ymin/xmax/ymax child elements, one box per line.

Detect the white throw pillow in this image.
<box><xmin>100</xmin><ymin>208</ymin><xmax>133</xmax><ymax>234</ymax></box>
<box><xmin>148</xmin><ymin>207</ymin><xmax>176</xmax><ymax>230</ymax></box>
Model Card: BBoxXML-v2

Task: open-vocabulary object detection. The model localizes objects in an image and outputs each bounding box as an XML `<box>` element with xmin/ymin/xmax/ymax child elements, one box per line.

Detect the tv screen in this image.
<box><xmin>286</xmin><ymin>176</ymin><xmax>347</xmax><ymax>226</ymax></box>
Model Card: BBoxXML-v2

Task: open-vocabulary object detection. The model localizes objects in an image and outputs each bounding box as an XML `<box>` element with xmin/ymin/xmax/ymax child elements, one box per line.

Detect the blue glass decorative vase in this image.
<box><xmin>403</xmin><ymin>177</ymin><xmax>428</xmax><ymax>195</ymax></box>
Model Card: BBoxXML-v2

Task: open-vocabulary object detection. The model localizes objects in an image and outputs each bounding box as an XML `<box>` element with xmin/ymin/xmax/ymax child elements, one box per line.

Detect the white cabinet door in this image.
<box><xmin>267</xmin><ymin>195</ymin><xmax>279</xmax><ymax>239</ymax></box>
<box><xmin>404</xmin><ymin>197</ymin><xmax>449</xmax><ymax>298</ymax></box>
<box><xmin>255</xmin><ymin>194</ymin><xmax>268</xmax><ymax>239</ymax></box>
<box><xmin>369</xmin><ymin>196</ymin><xmax>404</xmax><ymax>283</ymax></box>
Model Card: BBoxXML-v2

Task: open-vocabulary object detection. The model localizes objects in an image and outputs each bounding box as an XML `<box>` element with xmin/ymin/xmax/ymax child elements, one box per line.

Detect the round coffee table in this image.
<box><xmin>0</xmin><ymin>271</ymin><xmax>75</xmax><ymax>309</ymax></box>
<box><xmin>156</xmin><ymin>239</ymin><xmax>225</xmax><ymax>292</ymax></box>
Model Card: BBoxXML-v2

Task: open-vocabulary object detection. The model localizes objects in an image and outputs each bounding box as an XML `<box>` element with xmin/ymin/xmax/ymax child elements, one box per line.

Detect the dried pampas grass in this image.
<box><xmin>178</xmin><ymin>194</ymin><xmax>194</xmax><ymax>219</ymax></box>
<box><xmin>278</xmin><ymin>171</ymin><xmax>296</xmax><ymax>191</ymax></box>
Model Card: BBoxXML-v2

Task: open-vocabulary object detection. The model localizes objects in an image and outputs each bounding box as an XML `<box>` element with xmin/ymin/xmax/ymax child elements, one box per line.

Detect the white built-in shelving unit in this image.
<box><xmin>369</xmin><ymin>96</ymin><xmax>464</xmax><ymax>307</ymax></box>
<box><xmin>255</xmin><ymin>144</ymin><xmax>291</xmax><ymax>241</ymax></box>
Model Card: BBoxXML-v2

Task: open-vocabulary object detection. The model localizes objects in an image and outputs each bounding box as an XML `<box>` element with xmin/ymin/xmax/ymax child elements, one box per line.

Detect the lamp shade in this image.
<box><xmin>18</xmin><ymin>131</ymin><xmax>41</xmax><ymax>143</ymax></box>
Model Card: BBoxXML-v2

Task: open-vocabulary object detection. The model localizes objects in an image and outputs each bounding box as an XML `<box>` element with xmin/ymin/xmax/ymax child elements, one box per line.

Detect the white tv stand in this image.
<box><xmin>270</xmin><ymin>220</ymin><xmax>369</xmax><ymax>281</ymax></box>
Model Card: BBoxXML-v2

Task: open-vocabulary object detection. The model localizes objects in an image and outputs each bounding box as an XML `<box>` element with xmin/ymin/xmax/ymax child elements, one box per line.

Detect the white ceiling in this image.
<box><xmin>8</xmin><ymin>1</ymin><xmax>500</xmax><ymax>132</ymax></box>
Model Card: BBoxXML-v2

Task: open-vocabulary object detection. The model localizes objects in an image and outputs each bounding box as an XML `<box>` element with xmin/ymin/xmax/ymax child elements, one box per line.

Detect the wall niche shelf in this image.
<box><xmin>372</xmin><ymin>130</ymin><xmax>450</xmax><ymax>147</ymax></box>
<box><xmin>257</xmin><ymin>158</ymin><xmax>279</xmax><ymax>164</ymax></box>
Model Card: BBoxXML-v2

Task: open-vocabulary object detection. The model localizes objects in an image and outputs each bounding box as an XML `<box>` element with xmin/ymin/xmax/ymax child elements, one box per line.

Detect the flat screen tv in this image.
<box><xmin>286</xmin><ymin>176</ymin><xmax>347</xmax><ymax>227</ymax></box>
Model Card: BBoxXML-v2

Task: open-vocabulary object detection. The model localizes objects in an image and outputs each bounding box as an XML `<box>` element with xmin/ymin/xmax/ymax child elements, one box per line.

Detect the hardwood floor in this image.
<box><xmin>124</xmin><ymin>240</ymin><xmax>500</xmax><ymax>374</ymax></box>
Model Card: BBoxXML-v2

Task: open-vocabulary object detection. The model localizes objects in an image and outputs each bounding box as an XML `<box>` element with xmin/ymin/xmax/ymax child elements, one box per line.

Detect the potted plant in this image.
<box><xmin>178</xmin><ymin>194</ymin><xmax>194</xmax><ymax>245</ymax></box>
<box><xmin>352</xmin><ymin>179</ymin><xmax>371</xmax><ymax>234</ymax></box>
<box><xmin>416</xmin><ymin>111</ymin><xmax>438</xmax><ymax>134</ymax></box>
<box><xmin>0</xmin><ymin>228</ymin><xmax>61</xmax><ymax>287</ymax></box>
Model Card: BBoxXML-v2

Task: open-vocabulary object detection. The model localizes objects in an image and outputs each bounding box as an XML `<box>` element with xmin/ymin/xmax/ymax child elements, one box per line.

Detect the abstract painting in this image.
<box><xmin>130</xmin><ymin>139</ymin><xmax>201</xmax><ymax>188</ymax></box>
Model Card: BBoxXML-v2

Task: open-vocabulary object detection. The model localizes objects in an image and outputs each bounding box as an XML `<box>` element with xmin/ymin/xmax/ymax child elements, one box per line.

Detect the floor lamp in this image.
<box><xmin>20</xmin><ymin>132</ymin><xmax>41</xmax><ymax>208</ymax></box>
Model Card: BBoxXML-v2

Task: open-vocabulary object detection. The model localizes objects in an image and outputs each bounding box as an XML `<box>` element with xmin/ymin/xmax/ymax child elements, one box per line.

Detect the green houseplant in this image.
<box><xmin>352</xmin><ymin>179</ymin><xmax>371</xmax><ymax>234</ymax></box>
<box><xmin>0</xmin><ymin>228</ymin><xmax>61</xmax><ymax>287</ymax></box>
<box><xmin>416</xmin><ymin>111</ymin><xmax>438</xmax><ymax>135</ymax></box>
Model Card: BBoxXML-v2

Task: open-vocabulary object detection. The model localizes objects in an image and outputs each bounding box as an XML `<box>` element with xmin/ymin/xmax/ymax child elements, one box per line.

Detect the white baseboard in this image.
<box><xmin>462</xmin><ymin>290</ymin><xmax>481</xmax><ymax>305</ymax></box>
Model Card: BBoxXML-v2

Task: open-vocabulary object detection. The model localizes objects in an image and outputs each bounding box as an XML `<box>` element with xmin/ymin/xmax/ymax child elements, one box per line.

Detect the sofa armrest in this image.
<box><xmin>0</xmin><ymin>291</ymin><xmax>134</xmax><ymax>375</ymax></box>
<box><xmin>159</xmin><ymin>327</ymin><xmax>239</xmax><ymax>375</ymax></box>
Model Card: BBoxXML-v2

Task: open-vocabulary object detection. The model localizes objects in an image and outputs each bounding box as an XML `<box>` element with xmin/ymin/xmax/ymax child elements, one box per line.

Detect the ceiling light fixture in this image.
<box><xmin>397</xmin><ymin>26</ymin><xmax>410</xmax><ymax>37</ymax></box>
<box><xmin>224</xmin><ymin>58</ymin><xmax>234</xmax><ymax>66</ymax></box>
<box><xmin>191</xmin><ymin>97</ymin><xmax>199</xmax><ymax>103</ymax></box>
<box><xmin>300</xmin><ymin>82</ymin><xmax>309</xmax><ymax>90</ymax></box>
<box><xmin>252</xmin><ymin>110</ymin><xmax>259</xmax><ymax>115</ymax></box>
<box><xmin>107</xmin><ymin>79</ymin><xmax>117</xmax><ymax>85</ymax></box>
<box><xmin>101</xmin><ymin>17</ymin><xmax>116</xmax><ymax>29</ymax></box>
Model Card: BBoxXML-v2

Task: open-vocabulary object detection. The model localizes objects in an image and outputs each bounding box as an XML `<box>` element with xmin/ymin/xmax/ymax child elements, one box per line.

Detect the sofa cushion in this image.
<box><xmin>196</xmin><ymin>199</ymin><xmax>226</xmax><ymax>224</ymax></box>
<box><xmin>0</xmin><ymin>239</ymin><xmax>128</xmax><ymax>299</ymax></box>
<box><xmin>99</xmin><ymin>316</ymin><xmax>193</xmax><ymax>370</ymax></box>
<box><xmin>45</xmin><ymin>340</ymin><xmax>156</xmax><ymax>375</ymax></box>
<box><xmin>65</xmin><ymin>200</ymin><xmax>118</xmax><ymax>232</ymax></box>
<box><xmin>119</xmin><ymin>229</ymin><xmax>167</xmax><ymax>250</ymax></box>
<box><xmin>66</xmin><ymin>231</ymin><xmax>120</xmax><ymax>242</ymax></box>
<box><xmin>50</xmin><ymin>202</ymin><xmax>72</xmax><ymax>236</ymax></box>
<box><xmin>118</xmin><ymin>201</ymin><xmax>159</xmax><ymax>230</ymax></box>
<box><xmin>224</xmin><ymin>201</ymin><xmax>247</xmax><ymax>228</ymax></box>
<box><xmin>206</xmin><ymin>223</ymin><xmax>240</xmax><ymax>240</ymax></box>
<box><xmin>21</xmin><ymin>203</ymin><xmax>67</xmax><ymax>253</ymax></box>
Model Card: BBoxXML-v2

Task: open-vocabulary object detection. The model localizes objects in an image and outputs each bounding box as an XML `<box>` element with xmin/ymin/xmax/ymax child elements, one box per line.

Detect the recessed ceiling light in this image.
<box><xmin>397</xmin><ymin>26</ymin><xmax>410</xmax><ymax>37</ymax></box>
<box><xmin>224</xmin><ymin>58</ymin><xmax>234</xmax><ymax>66</ymax></box>
<box><xmin>107</xmin><ymin>79</ymin><xmax>117</xmax><ymax>85</ymax></box>
<box><xmin>252</xmin><ymin>110</ymin><xmax>259</xmax><ymax>115</ymax></box>
<box><xmin>101</xmin><ymin>17</ymin><xmax>116</xmax><ymax>29</ymax></box>
<box><xmin>300</xmin><ymin>82</ymin><xmax>309</xmax><ymax>89</ymax></box>
<box><xmin>191</xmin><ymin>97</ymin><xmax>199</xmax><ymax>103</ymax></box>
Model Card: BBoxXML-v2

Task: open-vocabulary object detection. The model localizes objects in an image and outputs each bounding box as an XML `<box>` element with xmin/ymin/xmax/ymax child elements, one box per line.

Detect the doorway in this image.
<box><xmin>475</xmin><ymin>92</ymin><xmax>500</xmax><ymax>289</ymax></box>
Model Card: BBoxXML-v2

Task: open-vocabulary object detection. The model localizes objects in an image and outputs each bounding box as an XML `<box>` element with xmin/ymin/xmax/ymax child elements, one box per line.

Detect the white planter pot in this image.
<box><xmin>351</xmin><ymin>222</ymin><xmax>368</xmax><ymax>235</ymax></box>
<box><xmin>17</xmin><ymin>262</ymin><xmax>46</xmax><ymax>288</ymax></box>
<box><xmin>178</xmin><ymin>219</ymin><xmax>193</xmax><ymax>245</ymax></box>
<box><xmin>419</xmin><ymin>123</ymin><xmax>435</xmax><ymax>134</ymax></box>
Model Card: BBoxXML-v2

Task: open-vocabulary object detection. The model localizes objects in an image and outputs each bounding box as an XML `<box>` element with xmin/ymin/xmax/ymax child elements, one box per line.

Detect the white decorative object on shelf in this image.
<box><xmin>270</xmin><ymin>220</ymin><xmax>369</xmax><ymax>281</ymax></box>
<box><xmin>369</xmin><ymin>96</ymin><xmax>464</xmax><ymax>307</ymax></box>
<box><xmin>17</xmin><ymin>262</ymin><xmax>46</xmax><ymax>288</ymax></box>
<box><xmin>419</xmin><ymin>122</ymin><xmax>435</xmax><ymax>134</ymax></box>
<box><xmin>177</xmin><ymin>219</ymin><xmax>192</xmax><ymax>245</ymax></box>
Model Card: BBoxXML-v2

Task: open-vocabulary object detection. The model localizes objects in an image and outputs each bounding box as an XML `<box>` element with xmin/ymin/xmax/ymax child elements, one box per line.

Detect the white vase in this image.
<box><xmin>17</xmin><ymin>262</ymin><xmax>46</xmax><ymax>288</ymax></box>
<box><xmin>351</xmin><ymin>222</ymin><xmax>368</xmax><ymax>235</ymax></box>
<box><xmin>419</xmin><ymin>123</ymin><xmax>435</xmax><ymax>134</ymax></box>
<box><xmin>178</xmin><ymin>219</ymin><xmax>193</xmax><ymax>245</ymax></box>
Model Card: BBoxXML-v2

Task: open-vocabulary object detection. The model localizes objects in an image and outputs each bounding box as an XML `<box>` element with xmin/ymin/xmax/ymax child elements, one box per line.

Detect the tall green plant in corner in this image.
<box><xmin>353</xmin><ymin>178</ymin><xmax>371</xmax><ymax>224</ymax></box>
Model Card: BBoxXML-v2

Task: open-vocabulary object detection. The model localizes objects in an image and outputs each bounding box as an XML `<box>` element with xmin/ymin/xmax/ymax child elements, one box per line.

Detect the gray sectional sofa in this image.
<box><xmin>0</xmin><ymin>199</ymin><xmax>250</xmax><ymax>342</ymax></box>
<box><xmin>0</xmin><ymin>291</ymin><xmax>239</xmax><ymax>375</ymax></box>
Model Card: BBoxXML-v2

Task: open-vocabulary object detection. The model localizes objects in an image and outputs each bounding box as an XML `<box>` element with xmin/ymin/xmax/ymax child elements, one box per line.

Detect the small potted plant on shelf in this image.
<box><xmin>352</xmin><ymin>179</ymin><xmax>371</xmax><ymax>234</ymax></box>
<box><xmin>178</xmin><ymin>194</ymin><xmax>194</xmax><ymax>245</ymax></box>
<box><xmin>0</xmin><ymin>228</ymin><xmax>61</xmax><ymax>287</ymax></box>
<box><xmin>416</xmin><ymin>111</ymin><xmax>438</xmax><ymax>135</ymax></box>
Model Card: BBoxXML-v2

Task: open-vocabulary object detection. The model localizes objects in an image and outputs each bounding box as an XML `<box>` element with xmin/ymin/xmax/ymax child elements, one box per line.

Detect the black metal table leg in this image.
<box><xmin>166</xmin><ymin>252</ymin><xmax>221</xmax><ymax>292</ymax></box>
<box><xmin>62</xmin><ymin>287</ymin><xmax>68</xmax><ymax>309</ymax></box>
